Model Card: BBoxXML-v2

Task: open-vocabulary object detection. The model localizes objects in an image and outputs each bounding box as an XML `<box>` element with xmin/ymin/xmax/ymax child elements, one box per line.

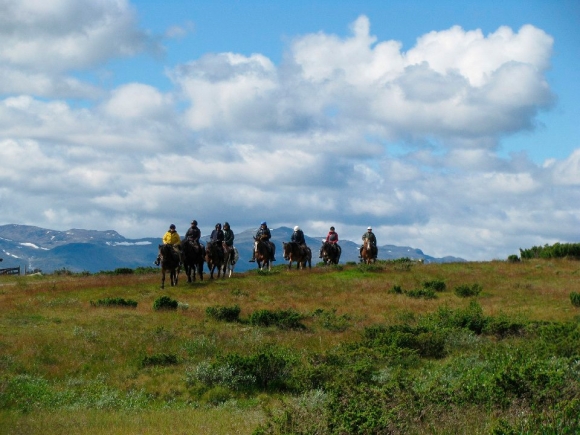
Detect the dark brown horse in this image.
<box><xmin>253</xmin><ymin>236</ymin><xmax>272</xmax><ymax>271</ymax></box>
<box><xmin>282</xmin><ymin>242</ymin><xmax>311</xmax><ymax>270</ymax></box>
<box><xmin>205</xmin><ymin>240</ymin><xmax>225</xmax><ymax>279</ymax></box>
<box><xmin>181</xmin><ymin>239</ymin><xmax>204</xmax><ymax>283</ymax></box>
<box><xmin>360</xmin><ymin>238</ymin><xmax>378</xmax><ymax>264</ymax></box>
<box><xmin>158</xmin><ymin>244</ymin><xmax>180</xmax><ymax>289</ymax></box>
<box><xmin>320</xmin><ymin>241</ymin><xmax>341</xmax><ymax>265</ymax></box>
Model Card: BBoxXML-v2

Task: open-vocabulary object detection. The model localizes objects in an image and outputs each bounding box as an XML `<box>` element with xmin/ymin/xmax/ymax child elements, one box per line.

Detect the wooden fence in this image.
<box><xmin>0</xmin><ymin>266</ymin><xmax>21</xmax><ymax>276</ymax></box>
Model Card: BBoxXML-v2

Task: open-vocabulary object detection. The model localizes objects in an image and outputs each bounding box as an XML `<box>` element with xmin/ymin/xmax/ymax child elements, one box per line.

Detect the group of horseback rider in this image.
<box><xmin>156</xmin><ymin>220</ymin><xmax>378</xmax><ymax>266</ymax></box>
<box><xmin>155</xmin><ymin>220</ymin><xmax>235</xmax><ymax>266</ymax></box>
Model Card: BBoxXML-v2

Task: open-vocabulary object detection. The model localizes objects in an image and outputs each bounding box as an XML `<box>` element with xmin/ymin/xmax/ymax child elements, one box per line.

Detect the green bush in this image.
<box><xmin>312</xmin><ymin>308</ymin><xmax>352</xmax><ymax>332</ymax></box>
<box><xmin>90</xmin><ymin>297</ymin><xmax>137</xmax><ymax>308</ymax></box>
<box><xmin>113</xmin><ymin>268</ymin><xmax>134</xmax><ymax>275</ymax></box>
<box><xmin>249</xmin><ymin>309</ymin><xmax>305</xmax><ymax>329</ymax></box>
<box><xmin>423</xmin><ymin>279</ymin><xmax>446</xmax><ymax>292</ymax></box>
<box><xmin>205</xmin><ymin>305</ymin><xmax>241</xmax><ymax>322</ymax></box>
<box><xmin>191</xmin><ymin>346</ymin><xmax>296</xmax><ymax>392</ymax></box>
<box><xmin>390</xmin><ymin>285</ymin><xmax>403</xmax><ymax>294</ymax></box>
<box><xmin>140</xmin><ymin>353</ymin><xmax>178</xmax><ymax>368</ymax></box>
<box><xmin>406</xmin><ymin>288</ymin><xmax>437</xmax><ymax>299</ymax></box>
<box><xmin>570</xmin><ymin>292</ymin><xmax>580</xmax><ymax>307</ymax></box>
<box><xmin>454</xmin><ymin>283</ymin><xmax>483</xmax><ymax>297</ymax></box>
<box><xmin>507</xmin><ymin>254</ymin><xmax>520</xmax><ymax>263</ymax></box>
<box><xmin>153</xmin><ymin>295</ymin><xmax>178</xmax><ymax>311</ymax></box>
<box><xmin>362</xmin><ymin>324</ymin><xmax>446</xmax><ymax>359</ymax></box>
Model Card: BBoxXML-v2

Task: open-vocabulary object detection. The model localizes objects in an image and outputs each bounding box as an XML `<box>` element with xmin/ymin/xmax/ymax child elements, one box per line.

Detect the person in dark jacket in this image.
<box><xmin>249</xmin><ymin>221</ymin><xmax>276</xmax><ymax>262</ymax></box>
<box><xmin>291</xmin><ymin>225</ymin><xmax>306</xmax><ymax>246</ymax></box>
<box><xmin>223</xmin><ymin>222</ymin><xmax>234</xmax><ymax>247</ymax></box>
<box><xmin>360</xmin><ymin>226</ymin><xmax>377</xmax><ymax>259</ymax></box>
<box><xmin>185</xmin><ymin>220</ymin><xmax>202</xmax><ymax>245</ymax></box>
<box><xmin>210</xmin><ymin>223</ymin><xmax>224</xmax><ymax>243</ymax></box>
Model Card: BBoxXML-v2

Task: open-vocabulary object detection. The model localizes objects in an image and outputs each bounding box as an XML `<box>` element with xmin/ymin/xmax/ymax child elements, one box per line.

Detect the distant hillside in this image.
<box><xmin>0</xmin><ymin>224</ymin><xmax>464</xmax><ymax>274</ymax></box>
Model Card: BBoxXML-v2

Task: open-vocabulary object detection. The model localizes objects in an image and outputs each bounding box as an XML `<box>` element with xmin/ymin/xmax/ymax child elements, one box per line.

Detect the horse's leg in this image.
<box><xmin>161</xmin><ymin>269</ymin><xmax>165</xmax><ymax>289</ymax></box>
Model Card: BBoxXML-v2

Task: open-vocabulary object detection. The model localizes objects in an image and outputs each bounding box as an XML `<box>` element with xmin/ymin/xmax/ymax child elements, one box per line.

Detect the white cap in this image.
<box><xmin>367</xmin><ymin>226</ymin><xmax>372</xmax><ymax>230</ymax></box>
<box><xmin>294</xmin><ymin>226</ymin><xmax>300</xmax><ymax>231</ymax></box>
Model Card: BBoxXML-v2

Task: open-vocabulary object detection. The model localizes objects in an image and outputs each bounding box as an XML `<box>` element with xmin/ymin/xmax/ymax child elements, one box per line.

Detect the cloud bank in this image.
<box><xmin>0</xmin><ymin>2</ymin><xmax>577</xmax><ymax>261</ymax></box>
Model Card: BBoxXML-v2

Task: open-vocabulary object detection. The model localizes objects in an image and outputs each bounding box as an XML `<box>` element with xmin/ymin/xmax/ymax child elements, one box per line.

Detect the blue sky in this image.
<box><xmin>0</xmin><ymin>0</ymin><xmax>578</xmax><ymax>260</ymax></box>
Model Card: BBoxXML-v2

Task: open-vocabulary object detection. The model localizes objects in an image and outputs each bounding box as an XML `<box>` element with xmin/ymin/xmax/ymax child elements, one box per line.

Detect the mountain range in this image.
<box><xmin>0</xmin><ymin>224</ymin><xmax>465</xmax><ymax>274</ymax></box>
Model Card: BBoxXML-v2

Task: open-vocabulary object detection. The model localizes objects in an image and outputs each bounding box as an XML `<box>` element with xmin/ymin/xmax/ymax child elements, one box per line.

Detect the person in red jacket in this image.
<box><xmin>320</xmin><ymin>226</ymin><xmax>339</xmax><ymax>258</ymax></box>
<box><xmin>326</xmin><ymin>226</ymin><xmax>338</xmax><ymax>244</ymax></box>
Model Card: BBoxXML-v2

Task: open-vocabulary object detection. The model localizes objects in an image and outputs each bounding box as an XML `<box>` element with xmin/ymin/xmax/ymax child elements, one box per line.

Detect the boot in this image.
<box><xmin>154</xmin><ymin>256</ymin><xmax>160</xmax><ymax>266</ymax></box>
<box><xmin>249</xmin><ymin>253</ymin><xmax>256</xmax><ymax>262</ymax></box>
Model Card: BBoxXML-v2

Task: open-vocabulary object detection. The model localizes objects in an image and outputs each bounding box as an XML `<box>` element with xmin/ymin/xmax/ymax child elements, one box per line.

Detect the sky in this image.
<box><xmin>0</xmin><ymin>0</ymin><xmax>579</xmax><ymax>261</ymax></box>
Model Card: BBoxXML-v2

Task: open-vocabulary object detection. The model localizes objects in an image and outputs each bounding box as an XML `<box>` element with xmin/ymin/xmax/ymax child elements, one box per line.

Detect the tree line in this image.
<box><xmin>519</xmin><ymin>242</ymin><xmax>580</xmax><ymax>259</ymax></box>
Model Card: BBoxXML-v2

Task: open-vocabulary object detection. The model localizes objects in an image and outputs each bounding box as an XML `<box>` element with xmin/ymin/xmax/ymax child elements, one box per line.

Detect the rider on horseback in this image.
<box><xmin>223</xmin><ymin>222</ymin><xmax>235</xmax><ymax>262</ymax></box>
<box><xmin>210</xmin><ymin>223</ymin><xmax>224</xmax><ymax>243</ymax></box>
<box><xmin>320</xmin><ymin>226</ymin><xmax>339</xmax><ymax>258</ymax></box>
<box><xmin>185</xmin><ymin>220</ymin><xmax>202</xmax><ymax>245</ymax></box>
<box><xmin>210</xmin><ymin>223</ymin><xmax>225</xmax><ymax>261</ymax></box>
<box><xmin>155</xmin><ymin>224</ymin><xmax>182</xmax><ymax>265</ymax></box>
<box><xmin>249</xmin><ymin>221</ymin><xmax>276</xmax><ymax>262</ymax></box>
<box><xmin>360</xmin><ymin>226</ymin><xmax>377</xmax><ymax>259</ymax></box>
<box><xmin>291</xmin><ymin>225</ymin><xmax>308</xmax><ymax>255</ymax></box>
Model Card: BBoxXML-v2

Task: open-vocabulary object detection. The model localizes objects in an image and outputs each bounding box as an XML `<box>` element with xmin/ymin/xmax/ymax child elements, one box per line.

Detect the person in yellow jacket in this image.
<box><xmin>155</xmin><ymin>224</ymin><xmax>182</xmax><ymax>265</ymax></box>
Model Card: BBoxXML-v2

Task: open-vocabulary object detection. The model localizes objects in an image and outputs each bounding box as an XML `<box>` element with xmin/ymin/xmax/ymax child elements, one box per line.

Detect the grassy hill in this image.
<box><xmin>1</xmin><ymin>259</ymin><xmax>579</xmax><ymax>434</ymax></box>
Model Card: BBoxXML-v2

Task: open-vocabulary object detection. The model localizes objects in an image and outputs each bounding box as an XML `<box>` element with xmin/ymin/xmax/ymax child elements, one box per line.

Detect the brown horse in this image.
<box><xmin>253</xmin><ymin>236</ymin><xmax>272</xmax><ymax>271</ymax></box>
<box><xmin>158</xmin><ymin>244</ymin><xmax>180</xmax><ymax>289</ymax></box>
<box><xmin>282</xmin><ymin>242</ymin><xmax>311</xmax><ymax>270</ymax></box>
<box><xmin>320</xmin><ymin>241</ymin><xmax>341</xmax><ymax>265</ymax></box>
<box><xmin>181</xmin><ymin>239</ymin><xmax>204</xmax><ymax>282</ymax></box>
<box><xmin>205</xmin><ymin>240</ymin><xmax>225</xmax><ymax>279</ymax></box>
<box><xmin>360</xmin><ymin>238</ymin><xmax>378</xmax><ymax>264</ymax></box>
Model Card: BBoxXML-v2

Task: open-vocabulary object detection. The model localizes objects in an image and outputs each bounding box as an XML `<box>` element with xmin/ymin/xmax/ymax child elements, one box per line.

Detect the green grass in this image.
<box><xmin>1</xmin><ymin>259</ymin><xmax>579</xmax><ymax>434</ymax></box>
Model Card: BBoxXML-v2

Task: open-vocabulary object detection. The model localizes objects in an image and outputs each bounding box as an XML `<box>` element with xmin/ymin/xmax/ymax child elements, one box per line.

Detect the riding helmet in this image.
<box><xmin>224</xmin><ymin>222</ymin><xmax>230</xmax><ymax>227</ymax></box>
<box><xmin>367</xmin><ymin>226</ymin><xmax>372</xmax><ymax>230</ymax></box>
<box><xmin>216</xmin><ymin>223</ymin><xmax>221</xmax><ymax>228</ymax></box>
<box><xmin>294</xmin><ymin>226</ymin><xmax>300</xmax><ymax>231</ymax></box>
<box><xmin>330</xmin><ymin>226</ymin><xmax>335</xmax><ymax>230</ymax></box>
<box><xmin>169</xmin><ymin>224</ymin><xmax>176</xmax><ymax>229</ymax></box>
<box><xmin>261</xmin><ymin>221</ymin><xmax>267</xmax><ymax>226</ymax></box>
<box><xmin>191</xmin><ymin>220</ymin><xmax>197</xmax><ymax>225</ymax></box>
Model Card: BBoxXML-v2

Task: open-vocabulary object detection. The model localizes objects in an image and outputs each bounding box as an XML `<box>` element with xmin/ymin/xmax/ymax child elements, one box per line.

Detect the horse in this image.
<box><xmin>282</xmin><ymin>242</ymin><xmax>311</xmax><ymax>270</ymax></box>
<box><xmin>158</xmin><ymin>244</ymin><xmax>180</xmax><ymax>289</ymax></box>
<box><xmin>181</xmin><ymin>239</ymin><xmax>205</xmax><ymax>283</ymax></box>
<box><xmin>320</xmin><ymin>241</ymin><xmax>341</xmax><ymax>265</ymax></box>
<box><xmin>253</xmin><ymin>236</ymin><xmax>272</xmax><ymax>271</ymax></box>
<box><xmin>360</xmin><ymin>238</ymin><xmax>378</xmax><ymax>264</ymax></box>
<box><xmin>223</xmin><ymin>245</ymin><xmax>239</xmax><ymax>277</ymax></box>
<box><xmin>205</xmin><ymin>240</ymin><xmax>225</xmax><ymax>279</ymax></box>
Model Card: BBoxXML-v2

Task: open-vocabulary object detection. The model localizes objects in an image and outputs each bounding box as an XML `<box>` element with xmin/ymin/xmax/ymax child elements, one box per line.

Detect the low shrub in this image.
<box><xmin>454</xmin><ymin>283</ymin><xmax>483</xmax><ymax>297</ymax></box>
<box><xmin>153</xmin><ymin>295</ymin><xmax>178</xmax><ymax>311</ymax></box>
<box><xmin>191</xmin><ymin>346</ymin><xmax>296</xmax><ymax>392</ymax></box>
<box><xmin>90</xmin><ymin>297</ymin><xmax>137</xmax><ymax>308</ymax></box>
<box><xmin>249</xmin><ymin>309</ymin><xmax>305</xmax><ymax>329</ymax></box>
<box><xmin>423</xmin><ymin>279</ymin><xmax>446</xmax><ymax>292</ymax></box>
<box><xmin>113</xmin><ymin>267</ymin><xmax>134</xmax><ymax>275</ymax></box>
<box><xmin>134</xmin><ymin>266</ymin><xmax>157</xmax><ymax>274</ymax></box>
<box><xmin>406</xmin><ymin>288</ymin><xmax>437</xmax><ymax>299</ymax></box>
<box><xmin>570</xmin><ymin>292</ymin><xmax>580</xmax><ymax>307</ymax></box>
<box><xmin>206</xmin><ymin>305</ymin><xmax>241</xmax><ymax>322</ymax></box>
<box><xmin>312</xmin><ymin>308</ymin><xmax>352</xmax><ymax>332</ymax></box>
<box><xmin>507</xmin><ymin>254</ymin><xmax>520</xmax><ymax>263</ymax></box>
<box><xmin>140</xmin><ymin>353</ymin><xmax>178</xmax><ymax>368</ymax></box>
<box><xmin>390</xmin><ymin>285</ymin><xmax>403</xmax><ymax>294</ymax></box>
